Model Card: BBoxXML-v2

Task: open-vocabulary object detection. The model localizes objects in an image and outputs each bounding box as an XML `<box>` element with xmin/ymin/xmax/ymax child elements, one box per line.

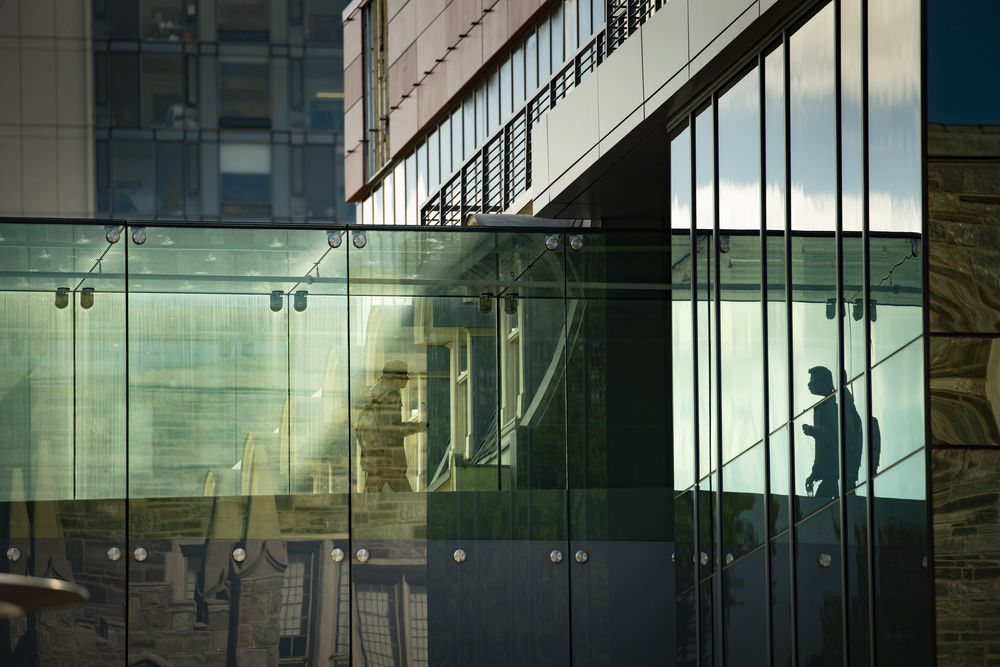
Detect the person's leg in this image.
<box><xmin>816</xmin><ymin>478</ymin><xmax>838</xmax><ymax>499</ymax></box>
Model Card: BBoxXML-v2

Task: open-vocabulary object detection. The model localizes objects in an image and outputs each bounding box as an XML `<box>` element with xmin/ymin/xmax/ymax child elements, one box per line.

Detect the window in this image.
<box><xmin>218</xmin><ymin>0</ymin><xmax>269</xmax><ymax>41</ymax></box>
<box><xmin>305</xmin><ymin>0</ymin><xmax>345</xmax><ymax>46</ymax></box>
<box><xmin>141</xmin><ymin>54</ymin><xmax>183</xmax><ymax>127</ymax></box>
<box><xmin>111</xmin><ymin>140</ymin><xmax>154</xmax><ymax>215</ymax></box>
<box><xmin>219</xmin><ymin>57</ymin><xmax>270</xmax><ymax>127</ymax></box>
<box><xmin>139</xmin><ymin>0</ymin><xmax>197</xmax><ymax>41</ymax></box>
<box><xmin>306</xmin><ymin>145</ymin><xmax>335</xmax><ymax>220</ymax></box>
<box><xmin>110</xmin><ymin>54</ymin><xmax>140</xmax><ymax>128</ymax></box>
<box><xmin>356</xmin><ymin>584</ymin><xmax>400</xmax><ymax>666</ymax></box>
<box><xmin>279</xmin><ymin>545</ymin><xmax>316</xmax><ymax>664</ymax></box>
<box><xmin>156</xmin><ymin>141</ymin><xmax>185</xmax><ymax>216</ymax></box>
<box><xmin>305</xmin><ymin>58</ymin><xmax>343</xmax><ymax>131</ymax></box>
<box><xmin>180</xmin><ymin>544</ymin><xmax>204</xmax><ymax>600</ymax></box>
<box><xmin>219</xmin><ymin>144</ymin><xmax>271</xmax><ymax>216</ymax></box>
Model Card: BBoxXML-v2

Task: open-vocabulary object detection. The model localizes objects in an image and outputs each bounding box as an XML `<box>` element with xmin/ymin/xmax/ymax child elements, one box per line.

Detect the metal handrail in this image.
<box><xmin>420</xmin><ymin>0</ymin><xmax>664</xmax><ymax>225</ymax></box>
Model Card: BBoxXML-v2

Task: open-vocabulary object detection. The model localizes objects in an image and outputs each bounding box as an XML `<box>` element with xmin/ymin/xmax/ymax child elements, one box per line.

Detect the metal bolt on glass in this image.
<box><xmin>105</xmin><ymin>226</ymin><xmax>121</xmax><ymax>244</ymax></box>
<box><xmin>818</xmin><ymin>553</ymin><xmax>832</xmax><ymax>568</ymax></box>
<box><xmin>54</xmin><ymin>287</ymin><xmax>69</xmax><ymax>309</ymax></box>
<box><xmin>80</xmin><ymin>287</ymin><xmax>94</xmax><ymax>310</ymax></box>
<box><xmin>356</xmin><ymin>548</ymin><xmax>370</xmax><ymax>563</ymax></box>
<box><xmin>269</xmin><ymin>290</ymin><xmax>283</xmax><ymax>313</ymax></box>
<box><xmin>545</xmin><ymin>235</ymin><xmax>559</xmax><ymax>251</ymax></box>
<box><xmin>328</xmin><ymin>230</ymin><xmax>343</xmax><ymax>248</ymax></box>
<box><xmin>132</xmin><ymin>228</ymin><xmax>147</xmax><ymax>245</ymax></box>
<box><xmin>699</xmin><ymin>552</ymin><xmax>709</xmax><ymax>566</ymax></box>
<box><xmin>353</xmin><ymin>231</ymin><xmax>367</xmax><ymax>248</ymax></box>
<box><xmin>331</xmin><ymin>548</ymin><xmax>345</xmax><ymax>562</ymax></box>
<box><xmin>569</xmin><ymin>235</ymin><xmax>584</xmax><ymax>251</ymax></box>
<box><xmin>133</xmin><ymin>547</ymin><xmax>148</xmax><ymax>562</ymax></box>
<box><xmin>232</xmin><ymin>547</ymin><xmax>247</xmax><ymax>563</ymax></box>
<box><xmin>107</xmin><ymin>547</ymin><xmax>122</xmax><ymax>562</ymax></box>
<box><xmin>575</xmin><ymin>550</ymin><xmax>588</xmax><ymax>564</ymax></box>
<box><xmin>550</xmin><ymin>549</ymin><xmax>564</xmax><ymax>564</ymax></box>
<box><xmin>725</xmin><ymin>553</ymin><xmax>734</xmax><ymax>565</ymax></box>
<box><xmin>671</xmin><ymin>552</ymin><xmax>676</xmax><ymax>563</ymax></box>
<box><xmin>453</xmin><ymin>549</ymin><xmax>467</xmax><ymax>563</ymax></box>
<box><xmin>6</xmin><ymin>547</ymin><xmax>20</xmax><ymax>562</ymax></box>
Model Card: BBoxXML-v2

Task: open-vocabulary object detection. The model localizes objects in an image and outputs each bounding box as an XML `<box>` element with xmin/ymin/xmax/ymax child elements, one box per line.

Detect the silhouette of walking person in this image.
<box><xmin>842</xmin><ymin>372</ymin><xmax>864</xmax><ymax>490</ymax></box>
<box><xmin>357</xmin><ymin>360</ymin><xmax>429</xmax><ymax>492</ymax></box>
<box><xmin>802</xmin><ymin>366</ymin><xmax>838</xmax><ymax>499</ymax></box>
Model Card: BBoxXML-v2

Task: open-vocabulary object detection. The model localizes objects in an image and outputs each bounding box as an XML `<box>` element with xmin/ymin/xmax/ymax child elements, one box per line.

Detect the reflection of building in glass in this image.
<box><xmin>1</xmin><ymin>0</ymin><xmax>1000</xmax><ymax>664</ymax></box>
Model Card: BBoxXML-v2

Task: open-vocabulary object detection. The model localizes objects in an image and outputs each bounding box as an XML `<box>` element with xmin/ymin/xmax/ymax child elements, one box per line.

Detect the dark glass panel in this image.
<box><xmin>140</xmin><ymin>0</ymin><xmax>196</xmax><ymax>41</ymax></box>
<box><xmin>219</xmin><ymin>57</ymin><xmax>270</xmax><ymax>126</ymax></box>
<box><xmin>795</xmin><ymin>501</ymin><xmax>843</xmax><ymax>667</ymax></box>
<box><xmin>108</xmin><ymin>0</ymin><xmax>139</xmax><ymax>39</ymax></box>
<box><xmin>723</xmin><ymin>547</ymin><xmax>767</xmax><ymax>666</ymax></box>
<box><xmin>677</xmin><ymin>588</ymin><xmax>697</xmax><ymax>667</ymax></box>
<box><xmin>873</xmin><ymin>451</ymin><xmax>930</xmax><ymax>662</ymax></box>
<box><xmin>928</xmin><ymin>0</ymin><xmax>1000</xmax><ymax>124</ymax></box>
<box><xmin>111</xmin><ymin>139</ymin><xmax>155</xmax><ymax>216</ymax></box>
<box><xmin>142</xmin><ymin>54</ymin><xmax>184</xmax><ymax>128</ymax></box>
<box><xmin>769</xmin><ymin>425</ymin><xmax>790</xmax><ymax>534</ymax></box>
<box><xmin>218</xmin><ymin>0</ymin><xmax>269</xmax><ymax>40</ymax></box>
<box><xmin>722</xmin><ymin>443</ymin><xmax>766</xmax><ymax>560</ymax></box>
<box><xmin>844</xmin><ymin>377</ymin><xmax>867</xmax><ymax>491</ymax></box>
<box><xmin>155</xmin><ymin>141</ymin><xmax>184</xmax><ymax>217</ymax></box>
<box><xmin>219</xmin><ymin>144</ymin><xmax>271</xmax><ymax>217</ymax></box>
<box><xmin>793</xmin><ymin>392</ymin><xmax>839</xmax><ymax>522</ymax></box>
<box><xmin>676</xmin><ymin>488</ymin><xmax>696</xmax><ymax>594</ymax></box>
<box><xmin>845</xmin><ymin>487</ymin><xmax>872</xmax><ymax>667</ymax></box>
<box><xmin>304</xmin><ymin>0</ymin><xmax>347</xmax><ymax>46</ymax></box>
<box><xmin>306</xmin><ymin>144</ymin><xmax>335</xmax><ymax>220</ymax></box>
<box><xmin>305</xmin><ymin>58</ymin><xmax>343</xmax><ymax>131</ymax></box>
<box><xmin>110</xmin><ymin>54</ymin><xmax>140</xmax><ymax>128</ymax></box>
<box><xmin>771</xmin><ymin>533</ymin><xmax>793</xmax><ymax>667</ymax></box>
<box><xmin>698</xmin><ymin>475</ymin><xmax>716</xmax><ymax>578</ymax></box>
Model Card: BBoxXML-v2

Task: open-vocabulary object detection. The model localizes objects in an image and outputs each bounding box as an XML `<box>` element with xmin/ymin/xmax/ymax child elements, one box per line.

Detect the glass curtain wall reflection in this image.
<box><xmin>667</xmin><ymin>0</ymin><xmax>927</xmax><ymax>662</ymax></box>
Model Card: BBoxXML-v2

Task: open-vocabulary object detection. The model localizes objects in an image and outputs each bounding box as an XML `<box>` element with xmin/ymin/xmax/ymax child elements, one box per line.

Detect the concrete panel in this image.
<box><xmin>388</xmin><ymin>43</ymin><xmax>416</xmax><ymax>107</ymax></box>
<box><xmin>641</xmin><ymin>0</ymin><xmax>689</xmax><ymax>98</ymax></box>
<box><xmin>21</xmin><ymin>129</ymin><xmax>59</xmax><ymax>215</ymax></box>
<box><xmin>344</xmin><ymin>146</ymin><xmax>364</xmax><ymax>201</ymax></box>
<box><xmin>20</xmin><ymin>0</ymin><xmax>54</xmax><ymax>37</ymax></box>
<box><xmin>446</xmin><ymin>23</ymin><xmax>483</xmax><ymax>102</ymax></box>
<box><xmin>343</xmin><ymin>10</ymin><xmax>362</xmax><ymax>64</ymax></box>
<box><xmin>482</xmin><ymin>0</ymin><xmax>508</xmax><ymax>59</ymax></box>
<box><xmin>0</xmin><ymin>47</ymin><xmax>21</xmax><ymax>124</ymax></box>
<box><xmin>55</xmin><ymin>0</ymin><xmax>86</xmax><ymax>39</ymax></box>
<box><xmin>689</xmin><ymin>0</ymin><xmax>756</xmax><ymax>59</ymax></box>
<box><xmin>689</xmin><ymin>2</ymin><xmax>759</xmax><ymax>75</ymax></box>
<box><xmin>548</xmin><ymin>143</ymin><xmax>600</xmax><ymax>209</ymax></box>
<box><xmin>0</xmin><ymin>128</ymin><xmax>22</xmax><ymax>214</ymax></box>
<box><xmin>56</xmin><ymin>128</ymin><xmax>89</xmax><ymax>217</ymax></box>
<box><xmin>530</xmin><ymin>116</ymin><xmax>548</xmax><ymax>195</ymax></box>
<box><xmin>417</xmin><ymin>10</ymin><xmax>447</xmax><ymax>79</ymax></box>
<box><xmin>644</xmin><ymin>67</ymin><xmax>689</xmax><ymax>117</ymax></box>
<box><xmin>507</xmin><ymin>0</ymin><xmax>545</xmax><ymax>35</ymax></box>
<box><xmin>387</xmin><ymin>0</ymin><xmax>416</xmax><ymax>66</ymax></box>
<box><xmin>55</xmin><ymin>42</ymin><xmax>87</xmax><ymax>126</ymax></box>
<box><xmin>546</xmin><ymin>70</ymin><xmax>599</xmax><ymax>183</ymax></box>
<box><xmin>417</xmin><ymin>66</ymin><xmax>448</xmax><ymax>128</ymax></box>
<box><xmin>20</xmin><ymin>45</ymin><xmax>56</xmax><ymax>126</ymax></box>
<box><xmin>344</xmin><ymin>56</ymin><xmax>362</xmax><ymax>110</ymax></box>
<box><xmin>345</xmin><ymin>100</ymin><xmax>364</xmax><ymax>152</ymax></box>
<box><xmin>389</xmin><ymin>92</ymin><xmax>418</xmax><ymax>158</ymax></box>
<box><xmin>599</xmin><ymin>104</ymin><xmax>644</xmax><ymax>159</ymax></box>
<box><xmin>387</xmin><ymin>0</ymin><xmax>408</xmax><ymax>21</ymax></box>
<box><xmin>415</xmin><ymin>0</ymin><xmax>448</xmax><ymax>34</ymax></box>
<box><xmin>445</xmin><ymin>0</ymin><xmax>480</xmax><ymax>42</ymax></box>
<box><xmin>761</xmin><ymin>0</ymin><xmax>780</xmax><ymax>12</ymax></box>
<box><xmin>597</xmin><ymin>29</ymin><xmax>643</xmax><ymax>140</ymax></box>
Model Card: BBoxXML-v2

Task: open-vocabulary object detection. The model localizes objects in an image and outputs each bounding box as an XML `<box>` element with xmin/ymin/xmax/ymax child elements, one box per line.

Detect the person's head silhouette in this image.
<box><xmin>807</xmin><ymin>366</ymin><xmax>834</xmax><ymax>397</ymax></box>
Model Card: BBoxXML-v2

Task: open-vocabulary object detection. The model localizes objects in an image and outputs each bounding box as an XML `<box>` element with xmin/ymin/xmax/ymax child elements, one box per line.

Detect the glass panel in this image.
<box><xmin>305</xmin><ymin>0</ymin><xmax>345</xmax><ymax>45</ymax></box>
<box><xmin>700</xmin><ymin>577</ymin><xmax>715</xmax><ymax>667</ymax></box>
<box><xmin>220</xmin><ymin>57</ymin><xmax>270</xmax><ymax>126</ymax></box>
<box><xmin>566</xmin><ymin>231</ymin><xmax>672</xmax><ymax>663</ymax></box>
<box><xmin>873</xmin><ymin>451</ymin><xmax>930</xmax><ymax>662</ymax></box>
<box><xmin>110</xmin><ymin>53</ymin><xmax>140</xmax><ymax>128</ymax></box>
<box><xmin>526</xmin><ymin>31</ymin><xmax>538</xmax><ymax>94</ymax></box>
<box><xmin>219</xmin><ymin>143</ymin><xmax>271</xmax><ymax>216</ymax></box>
<box><xmin>698</xmin><ymin>474</ymin><xmax>716</xmax><ymax>578</ymax></box>
<box><xmin>842</xmin><ymin>0</ymin><xmax>863</xmax><ymax>235</ymax></box>
<box><xmin>722</xmin><ymin>442</ymin><xmax>765</xmax><ymax>559</ymax></box>
<box><xmin>770</xmin><ymin>532</ymin><xmax>793</xmax><ymax>667</ymax></box>
<box><xmin>671</xmin><ymin>126</ymin><xmax>692</xmax><ymax>231</ymax></box>
<box><xmin>0</xmin><ymin>223</ymin><xmax>127</xmax><ymax>501</ymax></box>
<box><xmin>487</xmin><ymin>70</ymin><xmax>500</xmax><ymax>135</ymax></box>
<box><xmin>673</xmin><ymin>232</ymin><xmax>695</xmax><ymax>491</ymax></box>
<box><xmin>428</xmin><ymin>128</ymin><xmax>440</xmax><ymax>193</ymax></box>
<box><xmin>675</xmin><ymin>488</ymin><xmax>695</xmax><ymax>594</ymax></box>
<box><xmin>112</xmin><ymin>139</ymin><xmax>155</xmax><ymax>216</ymax></box>
<box><xmin>512</xmin><ymin>45</ymin><xmax>525</xmax><ymax>110</ymax></box>
<box><xmin>694</xmin><ymin>106</ymin><xmax>714</xmax><ymax>232</ymax></box>
<box><xmin>843</xmin><ymin>233</ymin><xmax>865</xmax><ymax>379</ymax></box>
<box><xmin>156</xmin><ymin>141</ymin><xmax>185</xmax><ymax>217</ymax></box>
<box><xmin>769</xmin><ymin>425</ymin><xmax>790</xmax><ymax>534</ymax></box>
<box><xmin>126</xmin><ymin>227</ymin><xmax>344</xmax><ymax>498</ymax></box>
<box><xmin>869</xmin><ymin>233</ymin><xmax>922</xmax><ymax>365</ymax></box>
<box><xmin>793</xmin><ymin>387</ymin><xmax>839</xmax><ymax>521</ymax></box>
<box><xmin>794</xmin><ymin>500</ymin><xmax>843</xmax><ymax>666</ymax></box>
<box><xmin>720</xmin><ymin>234</ymin><xmax>762</xmax><ymax>462</ymax></box>
<box><xmin>552</xmin><ymin>5</ymin><xmax>564</xmax><ymax>67</ymax></box>
<box><xmin>383</xmin><ymin>170</ymin><xmax>395</xmax><ymax>228</ymax></box>
<box><xmin>723</xmin><ymin>547</ymin><xmax>766</xmax><ymax>665</ymax></box>
<box><xmin>142</xmin><ymin>54</ymin><xmax>183</xmax><ymax>128</ymax></box>
<box><xmin>451</xmin><ymin>107</ymin><xmax>462</xmax><ymax>169</ymax></box>
<box><xmin>718</xmin><ymin>66</ymin><xmax>761</xmax><ymax>232</ymax></box>
<box><xmin>868</xmin><ymin>0</ymin><xmax>920</xmax><ymax>234</ymax></box>
<box><xmin>870</xmin><ymin>340</ymin><xmax>923</xmax><ymax>474</ymax></box>
<box><xmin>844</xmin><ymin>376</ymin><xmax>867</xmax><ymax>490</ymax></box>
<box><xmin>845</xmin><ymin>486</ymin><xmax>871</xmax><ymax>667</ymax></box>
<box><xmin>306</xmin><ymin>144</ymin><xmax>335</xmax><ymax>220</ymax></box>
<box><xmin>218</xmin><ymin>0</ymin><xmax>269</xmax><ymax>40</ymax></box>
<box><xmin>790</xmin><ymin>4</ymin><xmax>835</xmax><ymax>232</ymax></box>
<box><xmin>500</xmin><ymin>57</ymin><xmax>512</xmax><ymax>120</ymax></box>
<box><xmin>538</xmin><ymin>19</ymin><xmax>552</xmax><ymax>82</ymax></box>
<box><xmin>140</xmin><ymin>0</ymin><xmax>196</xmax><ymax>41</ymax></box>
<box><xmin>767</xmin><ymin>233</ymin><xmax>788</xmax><ymax>429</ymax></box>
<box><xmin>405</xmin><ymin>153</ymin><xmax>417</xmax><ymax>226</ymax></box>
<box><xmin>305</xmin><ymin>58</ymin><xmax>343</xmax><ymax>131</ymax></box>
<box><xmin>791</xmin><ymin>234</ymin><xmax>838</xmax><ymax>417</ymax></box>
<box><xmin>108</xmin><ymin>0</ymin><xmax>139</xmax><ymax>39</ymax></box>
<box><xmin>677</xmin><ymin>589</ymin><xmax>697</xmax><ymax>667</ymax></box>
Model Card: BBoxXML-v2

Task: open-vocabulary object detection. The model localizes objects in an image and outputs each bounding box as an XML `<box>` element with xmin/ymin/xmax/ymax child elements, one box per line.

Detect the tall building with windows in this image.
<box><xmin>0</xmin><ymin>0</ymin><xmax>999</xmax><ymax>666</ymax></box>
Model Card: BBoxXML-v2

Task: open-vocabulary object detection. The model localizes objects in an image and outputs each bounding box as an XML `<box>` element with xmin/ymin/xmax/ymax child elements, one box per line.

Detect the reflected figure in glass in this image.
<box><xmin>843</xmin><ymin>375</ymin><xmax>864</xmax><ymax>491</ymax></box>
<box><xmin>802</xmin><ymin>367</ymin><xmax>837</xmax><ymax>499</ymax></box>
<box><xmin>358</xmin><ymin>360</ymin><xmax>429</xmax><ymax>492</ymax></box>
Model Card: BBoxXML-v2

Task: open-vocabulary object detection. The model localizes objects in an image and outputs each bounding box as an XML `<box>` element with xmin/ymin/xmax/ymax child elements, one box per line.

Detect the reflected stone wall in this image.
<box><xmin>929</xmin><ymin>123</ymin><xmax>1000</xmax><ymax>665</ymax></box>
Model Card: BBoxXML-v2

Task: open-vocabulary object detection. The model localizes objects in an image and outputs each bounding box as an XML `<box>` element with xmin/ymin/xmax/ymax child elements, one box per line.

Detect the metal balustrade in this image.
<box><xmin>420</xmin><ymin>0</ymin><xmax>664</xmax><ymax>225</ymax></box>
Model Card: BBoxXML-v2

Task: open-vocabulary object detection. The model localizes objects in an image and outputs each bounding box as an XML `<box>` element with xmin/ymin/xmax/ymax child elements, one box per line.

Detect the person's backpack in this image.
<box><xmin>845</xmin><ymin>405</ymin><xmax>864</xmax><ymax>482</ymax></box>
